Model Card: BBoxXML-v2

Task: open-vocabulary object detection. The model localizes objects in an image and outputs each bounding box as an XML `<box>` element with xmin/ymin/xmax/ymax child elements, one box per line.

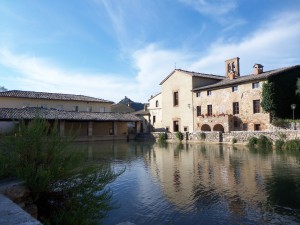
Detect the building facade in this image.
<box><xmin>149</xmin><ymin>58</ymin><xmax>300</xmax><ymax>133</ymax></box>
<box><xmin>0</xmin><ymin>90</ymin><xmax>141</xmax><ymax>140</ymax></box>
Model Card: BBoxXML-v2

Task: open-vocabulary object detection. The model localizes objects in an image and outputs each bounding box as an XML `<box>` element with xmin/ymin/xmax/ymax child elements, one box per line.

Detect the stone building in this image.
<box><xmin>149</xmin><ymin>57</ymin><xmax>300</xmax><ymax>133</ymax></box>
<box><xmin>0</xmin><ymin>90</ymin><xmax>141</xmax><ymax>140</ymax></box>
<box><xmin>148</xmin><ymin>93</ymin><xmax>163</xmax><ymax>131</ymax></box>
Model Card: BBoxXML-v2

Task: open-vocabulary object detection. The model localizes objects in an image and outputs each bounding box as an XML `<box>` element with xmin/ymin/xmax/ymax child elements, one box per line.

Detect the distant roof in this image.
<box><xmin>160</xmin><ymin>69</ymin><xmax>224</xmax><ymax>85</ymax></box>
<box><xmin>0</xmin><ymin>90</ymin><xmax>113</xmax><ymax>103</ymax></box>
<box><xmin>0</xmin><ymin>107</ymin><xmax>140</xmax><ymax>122</ymax></box>
<box><xmin>148</xmin><ymin>92</ymin><xmax>161</xmax><ymax>101</ymax></box>
<box><xmin>133</xmin><ymin>109</ymin><xmax>149</xmax><ymax>116</ymax></box>
<box><xmin>192</xmin><ymin>65</ymin><xmax>300</xmax><ymax>91</ymax></box>
<box><xmin>111</xmin><ymin>103</ymin><xmax>135</xmax><ymax>113</ymax></box>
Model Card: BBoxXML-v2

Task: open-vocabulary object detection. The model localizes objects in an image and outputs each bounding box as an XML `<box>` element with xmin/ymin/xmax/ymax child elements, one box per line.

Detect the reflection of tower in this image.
<box><xmin>225</xmin><ymin>57</ymin><xmax>240</xmax><ymax>79</ymax></box>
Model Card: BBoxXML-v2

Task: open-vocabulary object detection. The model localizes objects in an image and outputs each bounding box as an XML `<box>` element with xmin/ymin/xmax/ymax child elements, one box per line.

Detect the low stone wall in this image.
<box><xmin>223</xmin><ymin>130</ymin><xmax>299</xmax><ymax>143</ymax></box>
<box><xmin>152</xmin><ymin>130</ymin><xmax>300</xmax><ymax>144</ymax></box>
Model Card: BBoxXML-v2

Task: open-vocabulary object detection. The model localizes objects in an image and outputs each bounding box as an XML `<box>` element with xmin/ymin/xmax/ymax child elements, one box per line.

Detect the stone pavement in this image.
<box><xmin>0</xmin><ymin>179</ymin><xmax>42</xmax><ymax>225</ymax></box>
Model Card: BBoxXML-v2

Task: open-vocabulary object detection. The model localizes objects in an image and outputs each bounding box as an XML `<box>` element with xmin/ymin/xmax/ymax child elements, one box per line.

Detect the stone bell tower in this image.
<box><xmin>225</xmin><ymin>57</ymin><xmax>240</xmax><ymax>79</ymax></box>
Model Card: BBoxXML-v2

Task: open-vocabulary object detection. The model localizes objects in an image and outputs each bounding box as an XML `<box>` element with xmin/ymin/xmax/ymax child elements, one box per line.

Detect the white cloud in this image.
<box><xmin>189</xmin><ymin>11</ymin><xmax>300</xmax><ymax>75</ymax></box>
<box><xmin>0</xmin><ymin>48</ymin><xmax>136</xmax><ymax>102</ymax></box>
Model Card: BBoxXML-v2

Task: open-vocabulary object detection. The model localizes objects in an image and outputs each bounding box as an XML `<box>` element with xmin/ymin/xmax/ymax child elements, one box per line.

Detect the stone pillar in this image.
<box><xmin>113</xmin><ymin>122</ymin><xmax>118</xmax><ymax>135</ymax></box>
<box><xmin>59</xmin><ymin>120</ymin><xmax>65</xmax><ymax>136</ymax></box>
<box><xmin>88</xmin><ymin>121</ymin><xmax>93</xmax><ymax>137</ymax></box>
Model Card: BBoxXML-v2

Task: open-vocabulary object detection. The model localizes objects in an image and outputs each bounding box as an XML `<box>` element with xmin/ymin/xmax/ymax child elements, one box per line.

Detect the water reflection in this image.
<box><xmin>79</xmin><ymin>141</ymin><xmax>300</xmax><ymax>225</ymax></box>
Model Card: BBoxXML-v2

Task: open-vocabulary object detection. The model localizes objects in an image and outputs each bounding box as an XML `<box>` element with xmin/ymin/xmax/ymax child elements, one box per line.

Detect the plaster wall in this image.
<box><xmin>0</xmin><ymin>97</ymin><xmax>112</xmax><ymax>112</ymax></box>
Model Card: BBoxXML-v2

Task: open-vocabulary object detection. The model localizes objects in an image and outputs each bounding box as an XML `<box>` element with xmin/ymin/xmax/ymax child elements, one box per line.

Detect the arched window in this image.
<box><xmin>156</xmin><ymin>100</ymin><xmax>159</xmax><ymax>107</ymax></box>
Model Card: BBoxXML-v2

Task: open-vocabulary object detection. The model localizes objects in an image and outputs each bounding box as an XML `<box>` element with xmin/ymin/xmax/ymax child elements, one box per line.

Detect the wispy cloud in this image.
<box><xmin>0</xmin><ymin>48</ymin><xmax>136</xmax><ymax>102</ymax></box>
<box><xmin>179</xmin><ymin>0</ymin><xmax>237</xmax><ymax>16</ymax></box>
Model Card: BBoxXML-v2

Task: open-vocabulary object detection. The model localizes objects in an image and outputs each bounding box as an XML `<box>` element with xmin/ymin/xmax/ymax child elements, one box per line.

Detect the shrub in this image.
<box><xmin>272</xmin><ymin>118</ymin><xmax>290</xmax><ymax>128</ymax></box>
<box><xmin>257</xmin><ymin>135</ymin><xmax>273</xmax><ymax>150</ymax></box>
<box><xmin>158</xmin><ymin>132</ymin><xmax>167</xmax><ymax>142</ymax></box>
<box><xmin>0</xmin><ymin>118</ymin><xmax>122</xmax><ymax>225</ymax></box>
<box><xmin>232</xmin><ymin>138</ymin><xmax>237</xmax><ymax>144</ymax></box>
<box><xmin>199</xmin><ymin>132</ymin><xmax>206</xmax><ymax>141</ymax></box>
<box><xmin>175</xmin><ymin>131</ymin><xmax>184</xmax><ymax>142</ymax></box>
<box><xmin>247</xmin><ymin>137</ymin><xmax>258</xmax><ymax>147</ymax></box>
<box><xmin>283</xmin><ymin>139</ymin><xmax>300</xmax><ymax>151</ymax></box>
<box><xmin>275</xmin><ymin>139</ymin><xmax>285</xmax><ymax>150</ymax></box>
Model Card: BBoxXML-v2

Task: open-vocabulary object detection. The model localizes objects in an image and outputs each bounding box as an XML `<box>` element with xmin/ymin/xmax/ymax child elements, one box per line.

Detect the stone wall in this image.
<box><xmin>223</xmin><ymin>130</ymin><xmax>299</xmax><ymax>143</ymax></box>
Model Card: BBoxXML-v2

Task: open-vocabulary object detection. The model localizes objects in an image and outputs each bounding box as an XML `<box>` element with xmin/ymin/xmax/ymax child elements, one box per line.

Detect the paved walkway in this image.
<box><xmin>0</xmin><ymin>179</ymin><xmax>42</xmax><ymax>225</ymax></box>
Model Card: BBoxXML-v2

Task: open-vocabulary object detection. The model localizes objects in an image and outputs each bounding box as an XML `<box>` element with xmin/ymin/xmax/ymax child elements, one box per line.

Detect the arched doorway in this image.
<box><xmin>201</xmin><ymin>124</ymin><xmax>211</xmax><ymax>131</ymax></box>
<box><xmin>213</xmin><ymin>124</ymin><xmax>225</xmax><ymax>133</ymax></box>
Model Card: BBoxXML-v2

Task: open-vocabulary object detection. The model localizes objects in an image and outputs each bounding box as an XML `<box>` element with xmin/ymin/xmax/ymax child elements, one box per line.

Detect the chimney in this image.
<box><xmin>225</xmin><ymin>57</ymin><xmax>240</xmax><ymax>79</ymax></box>
<box><xmin>253</xmin><ymin>64</ymin><xmax>264</xmax><ymax>75</ymax></box>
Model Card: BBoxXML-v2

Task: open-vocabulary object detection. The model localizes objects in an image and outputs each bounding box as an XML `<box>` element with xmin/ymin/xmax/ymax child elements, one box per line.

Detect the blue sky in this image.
<box><xmin>0</xmin><ymin>0</ymin><xmax>300</xmax><ymax>103</ymax></box>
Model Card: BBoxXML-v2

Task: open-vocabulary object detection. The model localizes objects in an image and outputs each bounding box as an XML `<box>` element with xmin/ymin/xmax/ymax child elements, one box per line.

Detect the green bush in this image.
<box><xmin>247</xmin><ymin>137</ymin><xmax>258</xmax><ymax>147</ymax></box>
<box><xmin>158</xmin><ymin>132</ymin><xmax>167</xmax><ymax>142</ymax></box>
<box><xmin>176</xmin><ymin>131</ymin><xmax>184</xmax><ymax>142</ymax></box>
<box><xmin>272</xmin><ymin>118</ymin><xmax>290</xmax><ymax>128</ymax></box>
<box><xmin>275</xmin><ymin>139</ymin><xmax>285</xmax><ymax>150</ymax></box>
<box><xmin>0</xmin><ymin>118</ymin><xmax>122</xmax><ymax>225</ymax></box>
<box><xmin>257</xmin><ymin>135</ymin><xmax>273</xmax><ymax>150</ymax></box>
<box><xmin>199</xmin><ymin>132</ymin><xmax>206</xmax><ymax>141</ymax></box>
<box><xmin>283</xmin><ymin>139</ymin><xmax>300</xmax><ymax>151</ymax></box>
<box><xmin>232</xmin><ymin>138</ymin><xmax>237</xmax><ymax>144</ymax></box>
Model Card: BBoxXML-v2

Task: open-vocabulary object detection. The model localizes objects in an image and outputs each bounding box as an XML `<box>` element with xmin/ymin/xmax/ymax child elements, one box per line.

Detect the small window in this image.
<box><xmin>254</xmin><ymin>124</ymin><xmax>261</xmax><ymax>131</ymax></box>
<box><xmin>196</xmin><ymin>106</ymin><xmax>201</xmax><ymax>116</ymax></box>
<box><xmin>196</xmin><ymin>92</ymin><xmax>201</xmax><ymax>97</ymax></box>
<box><xmin>207</xmin><ymin>90</ymin><xmax>212</xmax><ymax>96</ymax></box>
<box><xmin>166</xmin><ymin>127</ymin><xmax>169</xmax><ymax>132</ymax></box>
<box><xmin>253</xmin><ymin>100</ymin><xmax>260</xmax><ymax>113</ymax></box>
<box><xmin>155</xmin><ymin>100</ymin><xmax>159</xmax><ymax>107</ymax></box>
<box><xmin>207</xmin><ymin>105</ymin><xmax>212</xmax><ymax>116</ymax></box>
<box><xmin>232</xmin><ymin>86</ymin><xmax>238</xmax><ymax>92</ymax></box>
<box><xmin>184</xmin><ymin>127</ymin><xmax>188</xmax><ymax>132</ymax></box>
<box><xmin>153</xmin><ymin>116</ymin><xmax>156</xmax><ymax>124</ymax></box>
<box><xmin>74</xmin><ymin>106</ymin><xmax>79</xmax><ymax>112</ymax></box>
<box><xmin>173</xmin><ymin>91</ymin><xmax>179</xmax><ymax>106</ymax></box>
<box><xmin>252</xmin><ymin>82</ymin><xmax>260</xmax><ymax>89</ymax></box>
<box><xmin>233</xmin><ymin>102</ymin><xmax>239</xmax><ymax>115</ymax></box>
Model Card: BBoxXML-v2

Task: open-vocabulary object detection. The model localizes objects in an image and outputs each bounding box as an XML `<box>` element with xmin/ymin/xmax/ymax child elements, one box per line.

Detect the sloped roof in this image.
<box><xmin>0</xmin><ymin>108</ymin><xmax>140</xmax><ymax>122</ymax></box>
<box><xmin>0</xmin><ymin>90</ymin><xmax>113</xmax><ymax>103</ymax></box>
<box><xmin>160</xmin><ymin>69</ymin><xmax>224</xmax><ymax>85</ymax></box>
<box><xmin>111</xmin><ymin>103</ymin><xmax>135</xmax><ymax>113</ymax></box>
<box><xmin>192</xmin><ymin>65</ymin><xmax>300</xmax><ymax>91</ymax></box>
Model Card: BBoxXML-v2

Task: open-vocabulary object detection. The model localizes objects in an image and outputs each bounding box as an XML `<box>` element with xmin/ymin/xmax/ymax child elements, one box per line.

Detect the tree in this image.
<box><xmin>261</xmin><ymin>82</ymin><xmax>276</xmax><ymax>118</ymax></box>
<box><xmin>0</xmin><ymin>117</ymin><xmax>123</xmax><ymax>225</ymax></box>
<box><xmin>0</xmin><ymin>86</ymin><xmax>8</xmax><ymax>92</ymax></box>
<box><xmin>296</xmin><ymin>78</ymin><xmax>300</xmax><ymax>97</ymax></box>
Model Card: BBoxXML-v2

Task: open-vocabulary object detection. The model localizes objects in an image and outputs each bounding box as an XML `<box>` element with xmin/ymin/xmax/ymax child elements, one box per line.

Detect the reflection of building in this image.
<box><xmin>148</xmin><ymin>58</ymin><xmax>300</xmax><ymax>132</ymax></box>
<box><xmin>0</xmin><ymin>90</ymin><xmax>141</xmax><ymax>140</ymax></box>
<box><xmin>145</xmin><ymin>143</ymin><xmax>277</xmax><ymax>212</ymax></box>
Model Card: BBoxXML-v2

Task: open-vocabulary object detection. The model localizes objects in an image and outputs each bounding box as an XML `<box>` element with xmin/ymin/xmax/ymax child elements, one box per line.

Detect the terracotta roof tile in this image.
<box><xmin>0</xmin><ymin>90</ymin><xmax>113</xmax><ymax>103</ymax></box>
<box><xmin>192</xmin><ymin>65</ymin><xmax>300</xmax><ymax>91</ymax></box>
<box><xmin>0</xmin><ymin>108</ymin><xmax>140</xmax><ymax>122</ymax></box>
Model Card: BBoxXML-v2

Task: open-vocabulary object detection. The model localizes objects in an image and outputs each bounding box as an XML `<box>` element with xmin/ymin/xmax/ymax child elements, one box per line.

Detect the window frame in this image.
<box><xmin>253</xmin><ymin>100</ymin><xmax>261</xmax><ymax>113</ymax></box>
<box><xmin>233</xmin><ymin>102</ymin><xmax>239</xmax><ymax>115</ymax></box>
<box><xmin>173</xmin><ymin>91</ymin><xmax>179</xmax><ymax>106</ymax></box>
<box><xmin>232</xmin><ymin>85</ymin><xmax>238</xmax><ymax>92</ymax></box>
<box><xmin>196</xmin><ymin>92</ymin><xmax>201</xmax><ymax>98</ymax></box>
<box><xmin>252</xmin><ymin>82</ymin><xmax>260</xmax><ymax>89</ymax></box>
<box><xmin>207</xmin><ymin>105</ymin><xmax>212</xmax><ymax>116</ymax></box>
<box><xmin>207</xmin><ymin>90</ymin><xmax>212</xmax><ymax>96</ymax></box>
<box><xmin>196</xmin><ymin>106</ymin><xmax>201</xmax><ymax>117</ymax></box>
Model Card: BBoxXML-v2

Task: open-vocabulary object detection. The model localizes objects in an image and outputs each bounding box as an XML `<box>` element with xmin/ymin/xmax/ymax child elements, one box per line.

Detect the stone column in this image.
<box><xmin>59</xmin><ymin>120</ymin><xmax>65</xmax><ymax>136</ymax></box>
<box><xmin>88</xmin><ymin>121</ymin><xmax>93</xmax><ymax>137</ymax></box>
